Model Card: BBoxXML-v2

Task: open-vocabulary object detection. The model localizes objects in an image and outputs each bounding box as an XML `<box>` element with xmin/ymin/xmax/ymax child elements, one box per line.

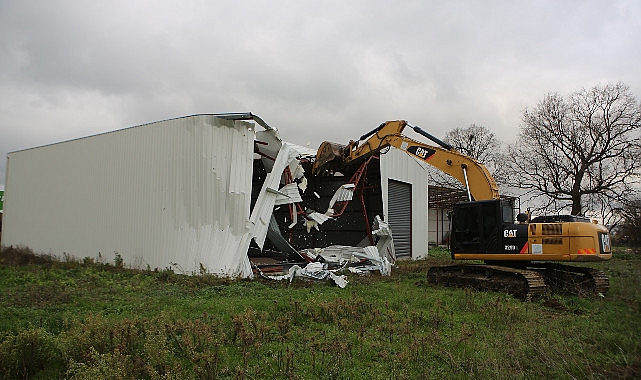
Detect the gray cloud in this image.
<box><xmin>2</xmin><ymin>0</ymin><xmax>640</xmax><ymax>188</ymax></box>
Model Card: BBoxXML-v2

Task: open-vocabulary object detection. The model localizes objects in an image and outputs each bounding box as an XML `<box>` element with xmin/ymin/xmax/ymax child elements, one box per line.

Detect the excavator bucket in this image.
<box><xmin>312</xmin><ymin>141</ymin><xmax>349</xmax><ymax>174</ymax></box>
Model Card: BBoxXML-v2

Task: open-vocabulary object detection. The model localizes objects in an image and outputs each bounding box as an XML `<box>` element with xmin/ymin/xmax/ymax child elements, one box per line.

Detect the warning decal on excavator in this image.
<box><xmin>406</xmin><ymin>145</ymin><xmax>436</xmax><ymax>161</ymax></box>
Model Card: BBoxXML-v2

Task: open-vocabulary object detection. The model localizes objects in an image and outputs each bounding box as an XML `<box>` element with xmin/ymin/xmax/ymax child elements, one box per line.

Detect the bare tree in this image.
<box><xmin>506</xmin><ymin>82</ymin><xmax>641</xmax><ymax>216</ymax></box>
<box><xmin>614</xmin><ymin>193</ymin><xmax>641</xmax><ymax>251</ymax></box>
<box><xmin>445</xmin><ymin>124</ymin><xmax>501</xmax><ymax>164</ymax></box>
<box><xmin>428</xmin><ymin>124</ymin><xmax>505</xmax><ymax>189</ymax></box>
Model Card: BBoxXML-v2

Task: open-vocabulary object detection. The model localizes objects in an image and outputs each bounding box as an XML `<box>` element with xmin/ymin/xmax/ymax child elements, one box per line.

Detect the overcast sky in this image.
<box><xmin>1</xmin><ymin>0</ymin><xmax>640</xmax><ymax>189</ymax></box>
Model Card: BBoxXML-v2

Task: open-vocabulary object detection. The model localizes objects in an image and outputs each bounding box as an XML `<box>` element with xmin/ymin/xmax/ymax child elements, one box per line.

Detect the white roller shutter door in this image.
<box><xmin>388</xmin><ymin>179</ymin><xmax>412</xmax><ymax>258</ymax></box>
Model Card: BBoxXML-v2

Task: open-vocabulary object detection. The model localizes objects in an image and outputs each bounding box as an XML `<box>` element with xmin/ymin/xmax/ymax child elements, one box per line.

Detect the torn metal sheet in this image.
<box><xmin>255</xmin><ymin>129</ymin><xmax>283</xmax><ymax>173</ymax></box>
<box><xmin>259</xmin><ymin>262</ymin><xmax>348</xmax><ymax>288</ymax></box>
<box><xmin>274</xmin><ymin>183</ymin><xmax>303</xmax><ymax>206</ymax></box>
<box><xmin>305</xmin><ymin>219</ymin><xmax>320</xmax><ymax>233</ymax></box>
<box><xmin>298</xmin><ymin>176</ymin><xmax>308</xmax><ymax>192</ymax></box>
<box><xmin>288</xmin><ymin>212</ymin><xmax>298</xmax><ymax>229</ymax></box>
<box><xmin>292</xmin><ymin>162</ymin><xmax>306</xmax><ymax>181</ymax></box>
<box><xmin>325</xmin><ymin>184</ymin><xmax>355</xmax><ymax>215</ymax></box>
<box><xmin>302</xmin><ymin>210</ymin><xmax>333</xmax><ymax>232</ymax></box>
<box><xmin>217</xmin><ymin>112</ymin><xmax>277</xmax><ymax>132</ymax></box>
<box><xmin>307</xmin><ymin>212</ymin><xmax>332</xmax><ymax>225</ymax></box>
<box><xmin>301</xmin><ymin>245</ymin><xmax>392</xmax><ymax>276</ymax></box>
<box><xmin>372</xmin><ymin>215</ymin><xmax>396</xmax><ymax>263</ymax></box>
<box><xmin>250</xmin><ymin>143</ymin><xmax>299</xmax><ymax>249</ymax></box>
<box><xmin>266</xmin><ymin>214</ymin><xmax>300</xmax><ymax>258</ymax></box>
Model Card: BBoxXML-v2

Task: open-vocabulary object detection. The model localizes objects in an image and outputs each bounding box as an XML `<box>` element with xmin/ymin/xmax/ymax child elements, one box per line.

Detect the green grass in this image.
<box><xmin>0</xmin><ymin>246</ymin><xmax>639</xmax><ymax>379</ymax></box>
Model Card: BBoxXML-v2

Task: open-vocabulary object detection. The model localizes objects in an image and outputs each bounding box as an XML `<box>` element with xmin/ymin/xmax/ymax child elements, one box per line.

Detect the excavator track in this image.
<box><xmin>427</xmin><ymin>263</ymin><xmax>609</xmax><ymax>300</ymax></box>
<box><xmin>427</xmin><ymin>264</ymin><xmax>547</xmax><ymax>301</ymax></box>
<box><xmin>529</xmin><ymin>263</ymin><xmax>609</xmax><ymax>297</ymax></box>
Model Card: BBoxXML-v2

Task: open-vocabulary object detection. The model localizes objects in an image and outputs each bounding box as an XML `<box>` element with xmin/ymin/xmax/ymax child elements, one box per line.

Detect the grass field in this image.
<box><xmin>0</xmin><ymin>246</ymin><xmax>639</xmax><ymax>379</ymax></box>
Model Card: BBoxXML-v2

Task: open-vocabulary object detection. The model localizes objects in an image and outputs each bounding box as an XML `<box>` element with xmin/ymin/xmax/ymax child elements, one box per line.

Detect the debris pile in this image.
<box><xmin>254</xmin><ymin>216</ymin><xmax>395</xmax><ymax>287</ymax></box>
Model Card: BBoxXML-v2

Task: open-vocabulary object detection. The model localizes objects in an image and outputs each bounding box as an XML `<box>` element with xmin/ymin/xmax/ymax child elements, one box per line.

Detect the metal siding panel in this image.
<box><xmin>2</xmin><ymin>115</ymin><xmax>255</xmax><ymax>276</ymax></box>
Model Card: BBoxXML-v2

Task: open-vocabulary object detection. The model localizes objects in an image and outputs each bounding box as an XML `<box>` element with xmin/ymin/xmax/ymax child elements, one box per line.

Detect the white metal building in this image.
<box><xmin>1</xmin><ymin>114</ymin><xmax>429</xmax><ymax>276</ymax></box>
<box><xmin>380</xmin><ymin>147</ymin><xmax>429</xmax><ymax>259</ymax></box>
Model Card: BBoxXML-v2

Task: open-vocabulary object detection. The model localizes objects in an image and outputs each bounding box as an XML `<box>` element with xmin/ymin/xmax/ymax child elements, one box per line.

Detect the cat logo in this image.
<box><xmin>406</xmin><ymin>145</ymin><xmax>436</xmax><ymax>161</ymax></box>
<box><xmin>503</xmin><ymin>229</ymin><xmax>517</xmax><ymax>238</ymax></box>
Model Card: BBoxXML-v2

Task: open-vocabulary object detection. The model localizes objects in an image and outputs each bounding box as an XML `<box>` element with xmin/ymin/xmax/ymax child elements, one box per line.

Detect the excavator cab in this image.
<box><xmin>450</xmin><ymin>199</ymin><xmax>527</xmax><ymax>256</ymax></box>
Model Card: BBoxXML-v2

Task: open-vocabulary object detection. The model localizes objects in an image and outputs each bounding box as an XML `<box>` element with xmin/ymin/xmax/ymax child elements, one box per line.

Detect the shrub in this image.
<box><xmin>0</xmin><ymin>328</ymin><xmax>63</xmax><ymax>379</ymax></box>
<box><xmin>0</xmin><ymin>245</ymin><xmax>53</xmax><ymax>266</ymax></box>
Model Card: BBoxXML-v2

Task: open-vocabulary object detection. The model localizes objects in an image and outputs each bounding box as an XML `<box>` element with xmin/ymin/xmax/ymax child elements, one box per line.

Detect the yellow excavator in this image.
<box><xmin>313</xmin><ymin>120</ymin><xmax>612</xmax><ymax>300</ymax></box>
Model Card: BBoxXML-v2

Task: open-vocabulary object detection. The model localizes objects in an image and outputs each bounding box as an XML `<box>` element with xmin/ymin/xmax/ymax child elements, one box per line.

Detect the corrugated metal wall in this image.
<box><xmin>2</xmin><ymin>115</ymin><xmax>256</xmax><ymax>276</ymax></box>
<box><xmin>380</xmin><ymin>147</ymin><xmax>429</xmax><ymax>259</ymax></box>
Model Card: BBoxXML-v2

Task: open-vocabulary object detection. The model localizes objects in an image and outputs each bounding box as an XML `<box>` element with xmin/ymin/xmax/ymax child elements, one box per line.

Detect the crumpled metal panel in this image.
<box><xmin>266</xmin><ymin>214</ymin><xmax>300</xmax><ymax>257</ymax></box>
<box><xmin>250</xmin><ymin>143</ymin><xmax>298</xmax><ymax>249</ymax></box>
<box><xmin>325</xmin><ymin>184</ymin><xmax>356</xmax><ymax>214</ymax></box>
<box><xmin>274</xmin><ymin>183</ymin><xmax>303</xmax><ymax>206</ymax></box>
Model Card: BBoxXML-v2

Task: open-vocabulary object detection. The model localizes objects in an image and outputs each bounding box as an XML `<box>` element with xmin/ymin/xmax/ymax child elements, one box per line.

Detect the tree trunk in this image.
<box><xmin>571</xmin><ymin>171</ymin><xmax>584</xmax><ymax>216</ymax></box>
<box><xmin>571</xmin><ymin>198</ymin><xmax>582</xmax><ymax>216</ymax></box>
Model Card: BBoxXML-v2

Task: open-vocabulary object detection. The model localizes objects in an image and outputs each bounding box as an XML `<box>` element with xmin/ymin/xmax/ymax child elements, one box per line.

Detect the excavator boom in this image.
<box><xmin>313</xmin><ymin>120</ymin><xmax>500</xmax><ymax>201</ymax></box>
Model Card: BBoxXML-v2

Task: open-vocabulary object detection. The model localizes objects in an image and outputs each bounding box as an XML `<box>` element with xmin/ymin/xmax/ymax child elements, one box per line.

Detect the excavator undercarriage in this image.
<box><xmin>531</xmin><ymin>263</ymin><xmax>609</xmax><ymax>296</ymax></box>
<box><xmin>427</xmin><ymin>263</ymin><xmax>608</xmax><ymax>300</ymax></box>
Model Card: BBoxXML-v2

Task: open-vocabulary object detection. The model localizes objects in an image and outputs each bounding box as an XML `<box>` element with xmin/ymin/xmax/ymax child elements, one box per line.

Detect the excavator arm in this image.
<box><xmin>313</xmin><ymin>120</ymin><xmax>500</xmax><ymax>201</ymax></box>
